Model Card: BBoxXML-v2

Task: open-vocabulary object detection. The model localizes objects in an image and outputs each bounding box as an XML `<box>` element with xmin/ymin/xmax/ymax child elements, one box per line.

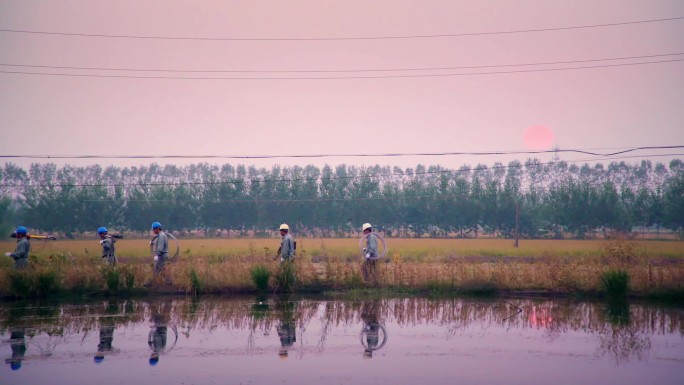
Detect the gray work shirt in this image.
<box><xmin>11</xmin><ymin>238</ymin><xmax>30</xmax><ymax>259</ymax></box>
<box><xmin>101</xmin><ymin>235</ymin><xmax>116</xmax><ymax>259</ymax></box>
<box><xmin>279</xmin><ymin>233</ymin><xmax>295</xmax><ymax>260</ymax></box>
<box><xmin>153</xmin><ymin>231</ymin><xmax>169</xmax><ymax>257</ymax></box>
<box><xmin>365</xmin><ymin>233</ymin><xmax>378</xmax><ymax>257</ymax></box>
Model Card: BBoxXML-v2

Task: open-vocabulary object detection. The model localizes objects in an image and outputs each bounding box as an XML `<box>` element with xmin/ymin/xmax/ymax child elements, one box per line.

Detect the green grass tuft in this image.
<box><xmin>600</xmin><ymin>270</ymin><xmax>630</xmax><ymax>298</ymax></box>
<box><xmin>274</xmin><ymin>261</ymin><xmax>297</xmax><ymax>293</ymax></box>
<box><xmin>189</xmin><ymin>268</ymin><xmax>203</xmax><ymax>296</ymax></box>
<box><xmin>249</xmin><ymin>264</ymin><xmax>271</xmax><ymax>293</ymax></box>
<box><xmin>103</xmin><ymin>266</ymin><xmax>120</xmax><ymax>292</ymax></box>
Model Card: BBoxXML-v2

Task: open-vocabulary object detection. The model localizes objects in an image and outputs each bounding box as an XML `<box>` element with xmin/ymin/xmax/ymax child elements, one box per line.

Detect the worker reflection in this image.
<box><xmin>148</xmin><ymin>302</ymin><xmax>171</xmax><ymax>366</ymax></box>
<box><xmin>5</xmin><ymin>329</ymin><xmax>27</xmax><ymax>371</ymax></box>
<box><xmin>94</xmin><ymin>302</ymin><xmax>118</xmax><ymax>364</ymax></box>
<box><xmin>94</xmin><ymin>325</ymin><xmax>114</xmax><ymax>364</ymax></box>
<box><xmin>360</xmin><ymin>301</ymin><xmax>387</xmax><ymax>358</ymax></box>
<box><xmin>275</xmin><ymin>298</ymin><xmax>297</xmax><ymax>359</ymax></box>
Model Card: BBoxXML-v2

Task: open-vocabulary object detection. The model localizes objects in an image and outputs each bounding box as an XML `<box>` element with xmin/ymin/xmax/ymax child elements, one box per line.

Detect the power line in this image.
<box><xmin>1</xmin><ymin>52</ymin><xmax>681</xmax><ymax>73</ymax></box>
<box><xmin>1</xmin><ymin>16</ymin><xmax>682</xmax><ymax>41</ymax></box>
<box><xmin>2</xmin><ymin>145</ymin><xmax>682</xmax><ymax>160</ymax></box>
<box><xmin>2</xmin><ymin>59</ymin><xmax>681</xmax><ymax>80</ymax></box>
<box><xmin>2</xmin><ymin>152</ymin><xmax>681</xmax><ymax>190</ymax></box>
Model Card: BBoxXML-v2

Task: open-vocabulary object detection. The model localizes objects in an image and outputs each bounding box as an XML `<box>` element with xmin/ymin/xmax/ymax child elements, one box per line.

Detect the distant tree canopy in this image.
<box><xmin>0</xmin><ymin>159</ymin><xmax>682</xmax><ymax>239</ymax></box>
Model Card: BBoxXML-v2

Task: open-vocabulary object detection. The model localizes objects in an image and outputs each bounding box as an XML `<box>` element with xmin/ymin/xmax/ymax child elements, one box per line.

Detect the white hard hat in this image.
<box><xmin>362</xmin><ymin>223</ymin><xmax>372</xmax><ymax>231</ymax></box>
<box><xmin>279</xmin><ymin>224</ymin><xmax>289</xmax><ymax>230</ymax></box>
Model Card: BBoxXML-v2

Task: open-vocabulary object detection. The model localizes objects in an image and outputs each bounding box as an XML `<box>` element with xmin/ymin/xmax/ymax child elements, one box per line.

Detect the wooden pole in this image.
<box><xmin>514</xmin><ymin>201</ymin><xmax>520</xmax><ymax>248</ymax></box>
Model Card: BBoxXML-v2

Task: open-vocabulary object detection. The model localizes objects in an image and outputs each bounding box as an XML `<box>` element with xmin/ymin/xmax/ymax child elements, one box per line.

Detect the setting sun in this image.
<box><xmin>523</xmin><ymin>125</ymin><xmax>555</xmax><ymax>150</ymax></box>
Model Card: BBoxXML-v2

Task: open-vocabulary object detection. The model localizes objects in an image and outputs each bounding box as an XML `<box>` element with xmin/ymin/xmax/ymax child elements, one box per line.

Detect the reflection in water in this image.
<box><xmin>5</xmin><ymin>329</ymin><xmax>26</xmax><ymax>371</ymax></box>
<box><xmin>275</xmin><ymin>297</ymin><xmax>297</xmax><ymax>359</ymax></box>
<box><xmin>0</xmin><ymin>296</ymin><xmax>681</xmax><ymax>374</ymax></box>
<box><xmin>148</xmin><ymin>300</ymin><xmax>175</xmax><ymax>366</ymax></box>
<box><xmin>605</xmin><ymin>299</ymin><xmax>631</xmax><ymax>326</ymax></box>
<box><xmin>598</xmin><ymin>300</ymin><xmax>652</xmax><ymax>364</ymax></box>
<box><xmin>359</xmin><ymin>301</ymin><xmax>387</xmax><ymax>358</ymax></box>
<box><xmin>95</xmin><ymin>326</ymin><xmax>114</xmax><ymax>364</ymax></box>
<box><xmin>94</xmin><ymin>302</ymin><xmax>118</xmax><ymax>364</ymax></box>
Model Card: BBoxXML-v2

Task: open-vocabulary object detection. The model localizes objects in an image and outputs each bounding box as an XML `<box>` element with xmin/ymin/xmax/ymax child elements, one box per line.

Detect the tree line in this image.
<box><xmin>0</xmin><ymin>159</ymin><xmax>682</xmax><ymax>239</ymax></box>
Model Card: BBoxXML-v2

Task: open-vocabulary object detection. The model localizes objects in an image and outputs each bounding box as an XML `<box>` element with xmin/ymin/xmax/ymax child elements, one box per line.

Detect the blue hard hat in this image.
<box><xmin>97</xmin><ymin>227</ymin><xmax>108</xmax><ymax>234</ymax></box>
<box><xmin>15</xmin><ymin>226</ymin><xmax>27</xmax><ymax>235</ymax></box>
<box><xmin>94</xmin><ymin>355</ymin><xmax>104</xmax><ymax>364</ymax></box>
<box><xmin>151</xmin><ymin>222</ymin><xmax>162</xmax><ymax>230</ymax></box>
<box><xmin>149</xmin><ymin>356</ymin><xmax>159</xmax><ymax>366</ymax></box>
<box><xmin>9</xmin><ymin>360</ymin><xmax>22</xmax><ymax>370</ymax></box>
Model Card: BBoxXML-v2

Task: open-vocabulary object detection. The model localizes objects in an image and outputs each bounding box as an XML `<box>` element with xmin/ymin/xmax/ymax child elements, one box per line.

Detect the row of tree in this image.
<box><xmin>0</xmin><ymin>159</ymin><xmax>682</xmax><ymax>239</ymax></box>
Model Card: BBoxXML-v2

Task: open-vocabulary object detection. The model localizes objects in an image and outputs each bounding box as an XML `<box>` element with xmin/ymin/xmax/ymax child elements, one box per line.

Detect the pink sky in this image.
<box><xmin>1</xmin><ymin>0</ymin><xmax>683</xmax><ymax>170</ymax></box>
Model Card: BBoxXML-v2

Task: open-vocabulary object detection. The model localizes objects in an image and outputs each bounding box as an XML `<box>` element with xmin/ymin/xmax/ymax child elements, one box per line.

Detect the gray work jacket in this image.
<box><xmin>11</xmin><ymin>238</ymin><xmax>30</xmax><ymax>259</ymax></box>
<box><xmin>153</xmin><ymin>231</ymin><xmax>169</xmax><ymax>257</ymax></box>
<box><xmin>365</xmin><ymin>233</ymin><xmax>378</xmax><ymax>257</ymax></box>
<box><xmin>279</xmin><ymin>233</ymin><xmax>295</xmax><ymax>260</ymax></box>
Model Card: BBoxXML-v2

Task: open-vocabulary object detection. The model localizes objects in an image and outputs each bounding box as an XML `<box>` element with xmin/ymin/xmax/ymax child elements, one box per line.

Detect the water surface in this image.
<box><xmin>1</xmin><ymin>296</ymin><xmax>682</xmax><ymax>384</ymax></box>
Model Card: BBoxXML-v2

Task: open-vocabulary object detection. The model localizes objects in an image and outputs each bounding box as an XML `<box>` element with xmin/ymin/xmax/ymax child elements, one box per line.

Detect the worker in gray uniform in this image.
<box><xmin>361</xmin><ymin>223</ymin><xmax>378</xmax><ymax>283</ymax></box>
<box><xmin>98</xmin><ymin>227</ymin><xmax>118</xmax><ymax>266</ymax></box>
<box><xmin>5</xmin><ymin>226</ymin><xmax>30</xmax><ymax>269</ymax></box>
<box><xmin>277</xmin><ymin>224</ymin><xmax>295</xmax><ymax>263</ymax></box>
<box><xmin>150</xmin><ymin>222</ymin><xmax>168</xmax><ymax>274</ymax></box>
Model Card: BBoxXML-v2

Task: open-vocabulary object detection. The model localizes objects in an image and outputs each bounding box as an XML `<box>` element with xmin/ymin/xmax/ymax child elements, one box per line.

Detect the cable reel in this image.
<box><xmin>358</xmin><ymin>232</ymin><xmax>388</xmax><ymax>261</ymax></box>
<box><xmin>359</xmin><ymin>324</ymin><xmax>388</xmax><ymax>351</ymax></box>
<box><xmin>149</xmin><ymin>232</ymin><xmax>181</xmax><ymax>263</ymax></box>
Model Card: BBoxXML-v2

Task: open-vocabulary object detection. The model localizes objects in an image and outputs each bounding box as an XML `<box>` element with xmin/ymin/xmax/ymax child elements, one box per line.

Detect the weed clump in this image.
<box><xmin>120</xmin><ymin>265</ymin><xmax>136</xmax><ymax>289</ymax></box>
<box><xmin>8</xmin><ymin>268</ymin><xmax>63</xmax><ymax>298</ymax></box>
<box><xmin>8</xmin><ymin>270</ymin><xmax>32</xmax><ymax>298</ymax></box>
<box><xmin>102</xmin><ymin>266</ymin><xmax>120</xmax><ymax>292</ymax></box>
<box><xmin>189</xmin><ymin>268</ymin><xmax>203</xmax><ymax>296</ymax></box>
<box><xmin>35</xmin><ymin>269</ymin><xmax>62</xmax><ymax>297</ymax></box>
<box><xmin>274</xmin><ymin>262</ymin><xmax>297</xmax><ymax>293</ymax></box>
<box><xmin>249</xmin><ymin>264</ymin><xmax>271</xmax><ymax>293</ymax></box>
<box><xmin>600</xmin><ymin>270</ymin><xmax>630</xmax><ymax>299</ymax></box>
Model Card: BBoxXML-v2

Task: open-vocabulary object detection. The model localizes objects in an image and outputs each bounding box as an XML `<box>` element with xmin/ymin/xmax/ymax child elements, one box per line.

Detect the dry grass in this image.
<box><xmin>0</xmin><ymin>238</ymin><xmax>682</xmax><ymax>298</ymax></box>
<box><xmin>2</xmin><ymin>238</ymin><xmax>683</xmax><ymax>261</ymax></box>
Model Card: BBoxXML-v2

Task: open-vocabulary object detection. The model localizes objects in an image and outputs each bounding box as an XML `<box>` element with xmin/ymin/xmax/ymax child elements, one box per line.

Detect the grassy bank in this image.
<box><xmin>0</xmin><ymin>240</ymin><xmax>682</xmax><ymax>299</ymax></box>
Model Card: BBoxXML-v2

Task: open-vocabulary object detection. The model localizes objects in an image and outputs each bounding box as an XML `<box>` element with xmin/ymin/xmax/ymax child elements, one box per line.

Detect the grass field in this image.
<box><xmin>2</xmin><ymin>237</ymin><xmax>683</xmax><ymax>261</ymax></box>
<box><xmin>0</xmin><ymin>238</ymin><xmax>682</xmax><ymax>298</ymax></box>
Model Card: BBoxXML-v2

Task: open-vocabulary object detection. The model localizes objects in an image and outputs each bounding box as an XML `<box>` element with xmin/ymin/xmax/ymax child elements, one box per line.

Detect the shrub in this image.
<box><xmin>249</xmin><ymin>264</ymin><xmax>271</xmax><ymax>293</ymax></box>
<box><xmin>120</xmin><ymin>265</ymin><xmax>136</xmax><ymax>290</ymax></box>
<box><xmin>600</xmin><ymin>270</ymin><xmax>630</xmax><ymax>298</ymax></box>
<box><xmin>8</xmin><ymin>270</ymin><xmax>32</xmax><ymax>298</ymax></box>
<box><xmin>103</xmin><ymin>267</ymin><xmax>120</xmax><ymax>292</ymax></box>
<box><xmin>36</xmin><ymin>269</ymin><xmax>61</xmax><ymax>297</ymax></box>
<box><xmin>274</xmin><ymin>262</ymin><xmax>297</xmax><ymax>293</ymax></box>
<box><xmin>189</xmin><ymin>268</ymin><xmax>203</xmax><ymax>296</ymax></box>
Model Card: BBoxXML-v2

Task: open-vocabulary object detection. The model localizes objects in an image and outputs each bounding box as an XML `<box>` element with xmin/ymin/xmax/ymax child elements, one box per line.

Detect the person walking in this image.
<box><xmin>5</xmin><ymin>226</ymin><xmax>30</xmax><ymax>269</ymax></box>
<box><xmin>277</xmin><ymin>224</ymin><xmax>295</xmax><ymax>263</ymax></box>
<box><xmin>98</xmin><ymin>227</ymin><xmax>118</xmax><ymax>266</ymax></box>
<box><xmin>150</xmin><ymin>222</ymin><xmax>168</xmax><ymax>274</ymax></box>
<box><xmin>361</xmin><ymin>223</ymin><xmax>378</xmax><ymax>284</ymax></box>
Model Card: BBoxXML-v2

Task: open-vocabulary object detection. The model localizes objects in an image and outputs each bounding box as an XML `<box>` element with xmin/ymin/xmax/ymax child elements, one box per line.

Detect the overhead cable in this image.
<box><xmin>2</xmin><ymin>145</ymin><xmax>682</xmax><ymax>161</ymax></box>
<box><xmin>1</xmin><ymin>59</ymin><xmax>683</xmax><ymax>80</ymax></box>
<box><xmin>0</xmin><ymin>16</ymin><xmax>682</xmax><ymax>41</ymax></box>
<box><xmin>1</xmin><ymin>52</ymin><xmax>681</xmax><ymax>73</ymax></box>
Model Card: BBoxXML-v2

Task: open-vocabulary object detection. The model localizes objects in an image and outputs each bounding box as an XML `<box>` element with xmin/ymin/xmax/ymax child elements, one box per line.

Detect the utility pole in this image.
<box><xmin>514</xmin><ymin>201</ymin><xmax>520</xmax><ymax>248</ymax></box>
